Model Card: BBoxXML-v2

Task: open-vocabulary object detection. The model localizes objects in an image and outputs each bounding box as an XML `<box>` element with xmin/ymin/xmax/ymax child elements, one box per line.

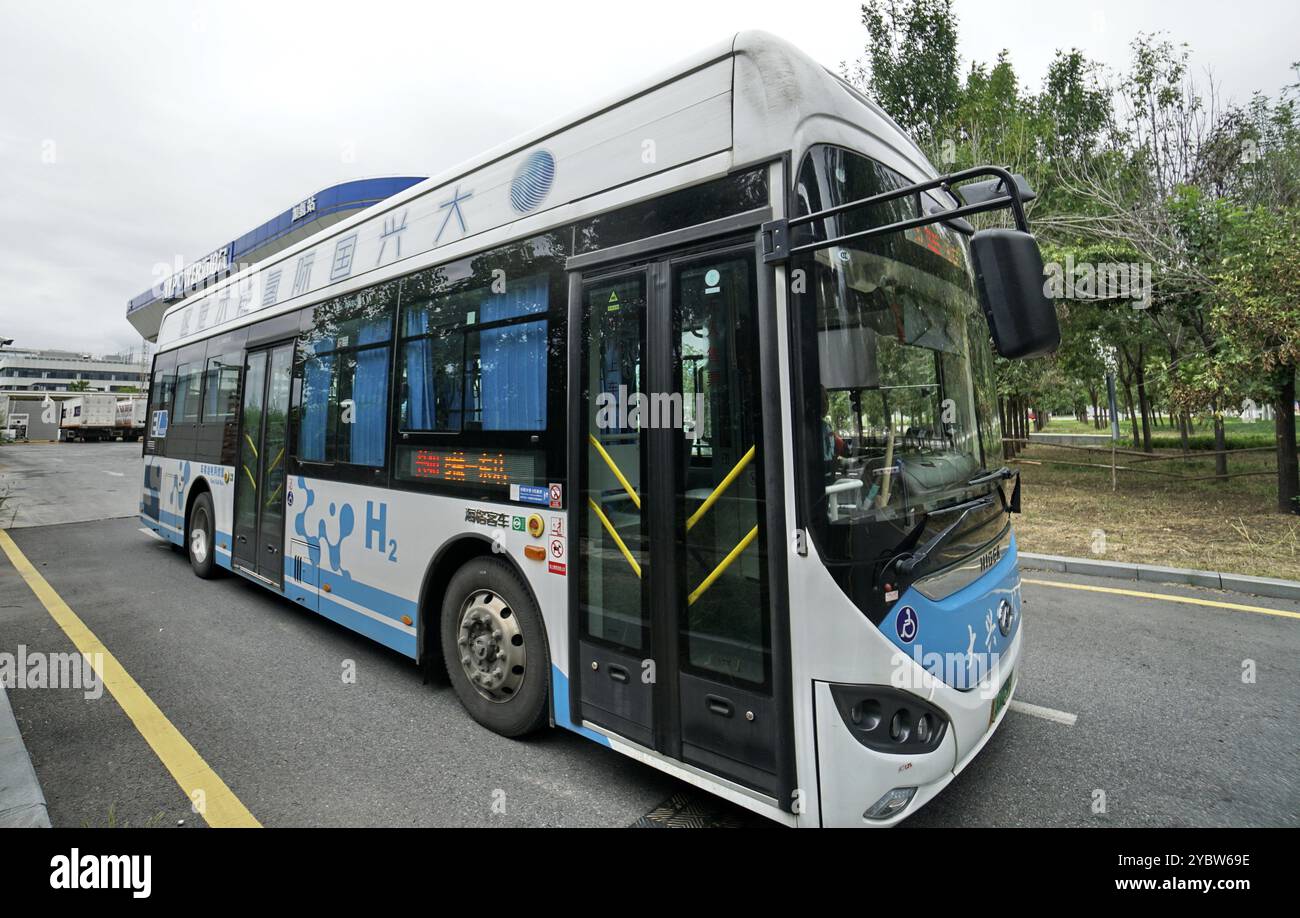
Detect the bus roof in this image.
<box><xmin>149</xmin><ymin>31</ymin><xmax>942</xmax><ymax>352</ymax></box>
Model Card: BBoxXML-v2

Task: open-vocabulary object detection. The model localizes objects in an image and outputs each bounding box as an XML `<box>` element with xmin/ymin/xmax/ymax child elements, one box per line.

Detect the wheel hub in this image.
<box><xmin>456</xmin><ymin>590</ymin><xmax>526</xmax><ymax>703</ymax></box>
<box><xmin>190</xmin><ymin>515</ymin><xmax>208</xmax><ymax>564</ymax></box>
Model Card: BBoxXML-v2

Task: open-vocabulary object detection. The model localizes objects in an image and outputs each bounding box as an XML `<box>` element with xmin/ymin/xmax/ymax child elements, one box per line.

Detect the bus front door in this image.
<box><xmin>232</xmin><ymin>342</ymin><xmax>293</xmax><ymax>586</ymax></box>
<box><xmin>574</xmin><ymin>244</ymin><xmax>779</xmax><ymax>795</ymax></box>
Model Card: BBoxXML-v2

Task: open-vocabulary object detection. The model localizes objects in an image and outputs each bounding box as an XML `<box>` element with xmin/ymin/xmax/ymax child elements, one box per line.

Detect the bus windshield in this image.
<box><xmin>797</xmin><ymin>144</ymin><xmax>1001</xmax><ymax>567</ymax></box>
<box><xmin>815</xmin><ymin>236</ymin><xmax>982</xmax><ymax>523</ymax></box>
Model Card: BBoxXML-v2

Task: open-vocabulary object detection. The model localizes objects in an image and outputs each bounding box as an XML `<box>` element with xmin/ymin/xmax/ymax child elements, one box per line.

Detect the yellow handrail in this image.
<box><xmin>588</xmin><ymin>434</ymin><xmax>641</xmax><ymax>509</ymax></box>
<box><xmin>688</xmin><ymin>525</ymin><xmax>758</xmax><ymax>606</ymax></box>
<box><xmin>685</xmin><ymin>446</ymin><xmax>755</xmax><ymax>532</ymax></box>
<box><xmin>587</xmin><ymin>497</ymin><xmax>642</xmax><ymax>579</ymax></box>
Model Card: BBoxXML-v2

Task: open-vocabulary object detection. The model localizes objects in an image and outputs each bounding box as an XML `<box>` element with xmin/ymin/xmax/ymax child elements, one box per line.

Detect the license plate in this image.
<box><xmin>989</xmin><ymin>670</ymin><xmax>1015</xmax><ymax>726</ymax></box>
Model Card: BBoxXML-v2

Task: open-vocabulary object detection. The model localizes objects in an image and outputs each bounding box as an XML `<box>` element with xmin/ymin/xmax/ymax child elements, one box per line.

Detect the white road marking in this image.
<box><xmin>1009</xmin><ymin>700</ymin><xmax>1077</xmax><ymax>726</ymax></box>
<box><xmin>103</xmin><ymin>470</ymin><xmax>125</xmax><ymax>477</ymax></box>
<box><xmin>138</xmin><ymin>527</ymin><xmax>167</xmax><ymax>542</ymax></box>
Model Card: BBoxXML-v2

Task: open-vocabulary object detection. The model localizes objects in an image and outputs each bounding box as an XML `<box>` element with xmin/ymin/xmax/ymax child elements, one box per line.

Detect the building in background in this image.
<box><xmin>0</xmin><ymin>347</ymin><xmax>151</xmax><ymax>440</ymax></box>
<box><xmin>0</xmin><ymin>347</ymin><xmax>150</xmax><ymax>394</ymax></box>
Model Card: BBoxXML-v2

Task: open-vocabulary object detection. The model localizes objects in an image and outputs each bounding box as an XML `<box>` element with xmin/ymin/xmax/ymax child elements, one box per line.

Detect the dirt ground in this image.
<box><xmin>1011</xmin><ymin>443</ymin><xmax>1300</xmax><ymax>581</ymax></box>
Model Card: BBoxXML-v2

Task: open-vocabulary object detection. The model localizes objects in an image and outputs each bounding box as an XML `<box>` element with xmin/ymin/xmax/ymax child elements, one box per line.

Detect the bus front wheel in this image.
<box><xmin>187</xmin><ymin>493</ymin><xmax>217</xmax><ymax>580</ymax></box>
<box><xmin>440</xmin><ymin>557</ymin><xmax>550</xmax><ymax>738</ymax></box>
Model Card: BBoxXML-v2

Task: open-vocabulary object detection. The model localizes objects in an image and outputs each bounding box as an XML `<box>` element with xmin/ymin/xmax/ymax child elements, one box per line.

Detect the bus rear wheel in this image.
<box><xmin>440</xmin><ymin>557</ymin><xmax>549</xmax><ymax>738</ymax></box>
<box><xmin>187</xmin><ymin>492</ymin><xmax>218</xmax><ymax>580</ymax></box>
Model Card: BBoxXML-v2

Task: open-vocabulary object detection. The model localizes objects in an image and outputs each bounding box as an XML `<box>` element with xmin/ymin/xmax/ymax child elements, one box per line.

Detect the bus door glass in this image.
<box><xmin>575</xmin><ymin>244</ymin><xmax>777</xmax><ymax>794</ymax></box>
<box><xmin>233</xmin><ymin>342</ymin><xmax>293</xmax><ymax>584</ymax></box>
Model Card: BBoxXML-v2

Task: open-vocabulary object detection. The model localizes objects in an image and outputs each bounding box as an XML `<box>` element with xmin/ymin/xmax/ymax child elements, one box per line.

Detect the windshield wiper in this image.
<box><xmin>968</xmin><ymin>466</ymin><xmax>1014</xmax><ymax>486</ymax></box>
<box><xmin>889</xmin><ymin>495</ymin><xmax>996</xmax><ymax>576</ymax></box>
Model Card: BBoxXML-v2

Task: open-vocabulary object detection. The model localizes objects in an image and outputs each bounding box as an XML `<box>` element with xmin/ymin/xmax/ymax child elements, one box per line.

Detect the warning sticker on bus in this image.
<box><xmin>511</xmin><ymin>484</ymin><xmax>550</xmax><ymax>506</ymax></box>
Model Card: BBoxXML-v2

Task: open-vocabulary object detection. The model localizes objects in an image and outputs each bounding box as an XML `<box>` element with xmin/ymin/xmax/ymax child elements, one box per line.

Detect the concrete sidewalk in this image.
<box><xmin>0</xmin><ymin>683</ymin><xmax>51</xmax><ymax>827</ymax></box>
<box><xmin>1020</xmin><ymin>552</ymin><xmax>1300</xmax><ymax>601</ymax></box>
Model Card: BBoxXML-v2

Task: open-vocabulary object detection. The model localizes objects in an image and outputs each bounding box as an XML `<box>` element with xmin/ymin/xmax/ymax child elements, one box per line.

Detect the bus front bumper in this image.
<box><xmin>812</xmin><ymin>621</ymin><xmax>1023</xmax><ymax>827</ymax></box>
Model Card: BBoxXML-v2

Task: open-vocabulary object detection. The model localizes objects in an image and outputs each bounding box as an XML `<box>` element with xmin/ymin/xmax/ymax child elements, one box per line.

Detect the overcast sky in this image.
<box><xmin>1</xmin><ymin>0</ymin><xmax>1295</xmax><ymax>355</ymax></box>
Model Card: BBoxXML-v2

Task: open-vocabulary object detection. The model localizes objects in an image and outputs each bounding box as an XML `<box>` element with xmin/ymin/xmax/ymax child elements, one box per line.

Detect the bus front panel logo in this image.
<box><xmin>510</xmin><ymin>149</ymin><xmax>556</xmax><ymax>213</ymax></box>
<box><xmin>896</xmin><ymin>606</ymin><xmax>918</xmax><ymax>643</ymax></box>
<box><xmin>997</xmin><ymin>599</ymin><xmax>1015</xmax><ymax>636</ymax></box>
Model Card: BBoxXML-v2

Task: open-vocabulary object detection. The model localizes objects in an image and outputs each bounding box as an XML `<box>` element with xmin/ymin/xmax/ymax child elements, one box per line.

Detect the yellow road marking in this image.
<box><xmin>1023</xmin><ymin>577</ymin><xmax>1300</xmax><ymax>621</ymax></box>
<box><xmin>0</xmin><ymin>529</ymin><xmax>261</xmax><ymax>828</ymax></box>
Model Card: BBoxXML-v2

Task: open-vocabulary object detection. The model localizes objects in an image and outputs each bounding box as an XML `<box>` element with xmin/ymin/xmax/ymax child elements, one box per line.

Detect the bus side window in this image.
<box><xmin>173</xmin><ymin>362</ymin><xmax>202</xmax><ymax>424</ymax></box>
<box><xmin>294</xmin><ymin>282</ymin><xmax>397</xmax><ymax>468</ymax></box>
<box><xmin>398</xmin><ymin>268</ymin><xmax>549</xmax><ymax>434</ymax></box>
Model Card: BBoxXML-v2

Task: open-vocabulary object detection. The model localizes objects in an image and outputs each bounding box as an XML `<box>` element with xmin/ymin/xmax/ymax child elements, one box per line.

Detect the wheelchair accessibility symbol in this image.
<box><xmin>896</xmin><ymin>606</ymin><xmax>919</xmax><ymax>643</ymax></box>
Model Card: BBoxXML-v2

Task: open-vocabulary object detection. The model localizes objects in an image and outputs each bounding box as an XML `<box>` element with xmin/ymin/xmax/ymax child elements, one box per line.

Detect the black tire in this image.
<box><xmin>440</xmin><ymin>556</ymin><xmax>550</xmax><ymax>737</ymax></box>
<box><xmin>187</xmin><ymin>492</ymin><xmax>218</xmax><ymax>579</ymax></box>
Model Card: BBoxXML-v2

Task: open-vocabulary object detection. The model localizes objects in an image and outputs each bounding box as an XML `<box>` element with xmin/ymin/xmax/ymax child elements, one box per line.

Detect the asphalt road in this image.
<box><xmin>0</xmin><ymin>442</ymin><xmax>1296</xmax><ymax>827</ymax></box>
<box><xmin>0</xmin><ymin>441</ymin><xmax>139</xmax><ymax>528</ymax></box>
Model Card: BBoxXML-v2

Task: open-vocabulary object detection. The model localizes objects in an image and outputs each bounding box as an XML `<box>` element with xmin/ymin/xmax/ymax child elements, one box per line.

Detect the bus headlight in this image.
<box><xmin>829</xmin><ymin>684</ymin><xmax>948</xmax><ymax>754</ymax></box>
<box><xmin>864</xmin><ymin>787</ymin><xmax>917</xmax><ymax>820</ymax></box>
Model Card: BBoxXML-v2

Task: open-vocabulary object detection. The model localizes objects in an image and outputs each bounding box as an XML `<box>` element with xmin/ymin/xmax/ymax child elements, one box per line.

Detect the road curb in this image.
<box><xmin>1019</xmin><ymin>552</ymin><xmax>1300</xmax><ymax>601</ymax></box>
<box><xmin>0</xmin><ymin>684</ymin><xmax>51</xmax><ymax>828</ymax></box>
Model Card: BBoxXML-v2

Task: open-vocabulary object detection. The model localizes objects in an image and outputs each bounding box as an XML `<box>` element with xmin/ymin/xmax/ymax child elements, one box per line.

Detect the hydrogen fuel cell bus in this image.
<box><xmin>138</xmin><ymin>31</ymin><xmax>1059</xmax><ymax>827</ymax></box>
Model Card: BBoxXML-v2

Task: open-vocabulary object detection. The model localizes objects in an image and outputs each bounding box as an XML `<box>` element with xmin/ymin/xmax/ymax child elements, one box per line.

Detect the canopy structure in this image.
<box><xmin>126</xmin><ymin>176</ymin><xmax>424</xmax><ymax>341</ymax></box>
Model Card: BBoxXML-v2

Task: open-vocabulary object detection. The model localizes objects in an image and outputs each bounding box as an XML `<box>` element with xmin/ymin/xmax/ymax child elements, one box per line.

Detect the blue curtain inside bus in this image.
<box><xmin>298</xmin><ymin>312</ymin><xmax>390</xmax><ymax>465</ymax></box>
<box><xmin>299</xmin><ymin>354</ymin><xmax>333</xmax><ymax>461</ymax></box>
<box><xmin>478</xmin><ymin>321</ymin><xmax>546</xmax><ymax>429</ymax></box>
<box><xmin>349</xmin><ymin>339</ymin><xmax>388</xmax><ymax>465</ymax></box>
<box><xmin>480</xmin><ymin>275</ymin><xmax>547</xmax><ymax>322</ymax></box>
<box><xmin>402</xmin><ymin>274</ymin><xmax>548</xmax><ymax>431</ymax></box>
<box><xmin>403</xmin><ymin>334</ymin><xmax>464</xmax><ymax>431</ymax></box>
<box><xmin>475</xmin><ymin>274</ymin><xmax>547</xmax><ymax>430</ymax></box>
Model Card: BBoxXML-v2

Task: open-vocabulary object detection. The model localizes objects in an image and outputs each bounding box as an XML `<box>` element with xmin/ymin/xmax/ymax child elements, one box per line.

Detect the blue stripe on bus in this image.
<box><xmin>312</xmin><ymin>590</ymin><xmax>418</xmax><ymax>658</ymax></box>
<box><xmin>287</xmin><ymin>556</ymin><xmax>418</xmax><ymax>625</ymax></box>
<box><xmin>883</xmin><ymin>531</ymin><xmax>1022</xmax><ymax>690</ymax></box>
<box><xmin>143</xmin><ymin>512</ymin><xmax>604</xmax><ymax>736</ymax></box>
<box><xmin>141</xmin><ymin>509</ymin><xmax>234</xmax><ymax>563</ymax></box>
<box><xmin>141</xmin><ymin>511</ymin><xmax>183</xmax><ymax>545</ymax></box>
<box><xmin>141</xmin><ymin>504</ymin><xmax>413</xmax><ymax>656</ymax></box>
<box><xmin>550</xmin><ymin>666</ymin><xmax>611</xmax><ymax>746</ymax></box>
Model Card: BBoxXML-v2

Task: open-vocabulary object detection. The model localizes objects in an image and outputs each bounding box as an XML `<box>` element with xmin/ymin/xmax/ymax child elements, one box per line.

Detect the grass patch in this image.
<box><xmin>1012</xmin><ymin>443</ymin><xmax>1300</xmax><ymax>581</ymax></box>
<box><xmin>1039</xmin><ymin>417</ymin><xmax>1291</xmax><ymax>451</ymax></box>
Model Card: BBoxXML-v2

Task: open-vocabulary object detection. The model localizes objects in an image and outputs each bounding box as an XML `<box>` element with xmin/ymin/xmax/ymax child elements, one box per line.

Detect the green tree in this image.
<box><xmin>1215</xmin><ymin>205</ymin><xmax>1300</xmax><ymax>510</ymax></box>
<box><xmin>851</xmin><ymin>0</ymin><xmax>961</xmax><ymax>149</ymax></box>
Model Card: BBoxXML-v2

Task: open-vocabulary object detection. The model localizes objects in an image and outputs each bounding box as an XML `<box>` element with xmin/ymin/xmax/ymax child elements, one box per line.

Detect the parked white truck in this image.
<box><xmin>59</xmin><ymin>393</ymin><xmax>120</xmax><ymax>442</ymax></box>
<box><xmin>115</xmin><ymin>396</ymin><xmax>147</xmax><ymax>441</ymax></box>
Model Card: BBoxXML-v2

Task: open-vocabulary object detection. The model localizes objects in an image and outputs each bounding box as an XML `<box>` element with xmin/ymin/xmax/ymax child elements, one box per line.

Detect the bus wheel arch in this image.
<box><xmin>418</xmin><ymin>536</ymin><xmax>541</xmax><ymax>661</ymax></box>
<box><xmin>183</xmin><ymin>478</ymin><xmax>212</xmax><ymax>539</ymax></box>
<box><xmin>417</xmin><ymin>538</ymin><xmax>550</xmax><ymax>722</ymax></box>
<box><xmin>184</xmin><ymin>481</ymin><xmax>217</xmax><ymax>579</ymax></box>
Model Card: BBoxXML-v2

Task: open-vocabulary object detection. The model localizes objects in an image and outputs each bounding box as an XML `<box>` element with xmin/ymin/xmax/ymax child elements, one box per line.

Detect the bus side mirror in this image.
<box><xmin>969</xmin><ymin>229</ymin><xmax>1060</xmax><ymax>359</ymax></box>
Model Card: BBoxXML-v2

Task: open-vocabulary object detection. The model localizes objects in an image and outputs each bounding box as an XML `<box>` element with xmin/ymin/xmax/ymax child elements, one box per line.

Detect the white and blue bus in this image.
<box><xmin>138</xmin><ymin>32</ymin><xmax>1058</xmax><ymax>827</ymax></box>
